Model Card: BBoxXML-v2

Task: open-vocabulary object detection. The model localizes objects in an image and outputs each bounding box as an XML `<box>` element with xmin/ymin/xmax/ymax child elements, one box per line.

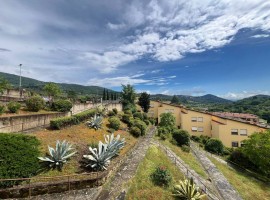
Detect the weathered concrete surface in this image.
<box><xmin>191</xmin><ymin>143</ymin><xmax>242</xmax><ymax>200</ymax></box>
<box><xmin>153</xmin><ymin>140</ymin><xmax>220</xmax><ymax>200</ymax></box>
<box><xmin>95</xmin><ymin>127</ymin><xmax>156</xmax><ymax>200</ymax></box>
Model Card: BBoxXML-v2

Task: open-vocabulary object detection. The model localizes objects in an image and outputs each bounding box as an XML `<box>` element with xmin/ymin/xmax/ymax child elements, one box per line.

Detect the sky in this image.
<box><xmin>0</xmin><ymin>0</ymin><xmax>270</xmax><ymax>100</ymax></box>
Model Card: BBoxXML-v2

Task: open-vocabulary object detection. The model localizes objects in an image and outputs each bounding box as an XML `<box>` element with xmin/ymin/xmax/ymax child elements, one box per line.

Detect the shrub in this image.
<box><xmin>148</xmin><ymin>117</ymin><xmax>156</xmax><ymax>125</ymax></box>
<box><xmin>191</xmin><ymin>135</ymin><xmax>200</xmax><ymax>143</ymax></box>
<box><xmin>130</xmin><ymin>126</ymin><xmax>141</xmax><ymax>137</ymax></box>
<box><xmin>158</xmin><ymin>126</ymin><xmax>171</xmax><ymax>140</ymax></box>
<box><xmin>7</xmin><ymin>101</ymin><xmax>21</xmax><ymax>113</ymax></box>
<box><xmin>142</xmin><ymin>112</ymin><xmax>148</xmax><ymax>120</ymax></box>
<box><xmin>25</xmin><ymin>96</ymin><xmax>45</xmax><ymax>112</ymax></box>
<box><xmin>50</xmin><ymin>109</ymin><xmax>95</xmax><ymax>130</ymax></box>
<box><xmin>144</xmin><ymin>119</ymin><xmax>150</xmax><ymax>125</ymax></box>
<box><xmin>112</xmin><ymin>108</ymin><xmax>118</xmax><ymax>114</ymax></box>
<box><xmin>228</xmin><ymin>149</ymin><xmax>258</xmax><ymax>171</ymax></box>
<box><xmin>124</xmin><ymin>109</ymin><xmax>132</xmax><ymax>115</ymax></box>
<box><xmin>172</xmin><ymin>129</ymin><xmax>190</xmax><ymax>146</ymax></box>
<box><xmin>133</xmin><ymin>112</ymin><xmax>143</xmax><ymax>120</ymax></box>
<box><xmin>181</xmin><ymin>145</ymin><xmax>191</xmax><ymax>153</ymax></box>
<box><xmin>223</xmin><ymin>147</ymin><xmax>233</xmax><ymax>156</ymax></box>
<box><xmin>150</xmin><ymin>165</ymin><xmax>172</xmax><ymax>187</ymax></box>
<box><xmin>0</xmin><ymin>134</ymin><xmax>40</xmax><ymax>188</ymax></box>
<box><xmin>199</xmin><ymin>135</ymin><xmax>210</xmax><ymax>144</ymax></box>
<box><xmin>133</xmin><ymin>119</ymin><xmax>147</xmax><ymax>136</ymax></box>
<box><xmin>52</xmin><ymin>99</ymin><xmax>72</xmax><ymax>112</ymax></box>
<box><xmin>122</xmin><ymin>114</ymin><xmax>133</xmax><ymax>125</ymax></box>
<box><xmin>205</xmin><ymin>138</ymin><xmax>224</xmax><ymax>154</ymax></box>
<box><xmin>108</xmin><ymin>117</ymin><xmax>120</xmax><ymax>130</ymax></box>
<box><xmin>0</xmin><ymin>104</ymin><xmax>5</xmax><ymax>114</ymax></box>
<box><xmin>107</xmin><ymin>110</ymin><xmax>116</xmax><ymax>116</ymax></box>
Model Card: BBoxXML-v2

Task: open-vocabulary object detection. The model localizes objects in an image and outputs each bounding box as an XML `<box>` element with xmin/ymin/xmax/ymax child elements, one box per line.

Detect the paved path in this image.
<box><xmin>153</xmin><ymin>140</ymin><xmax>220</xmax><ymax>200</ymax></box>
<box><xmin>191</xmin><ymin>143</ymin><xmax>242</xmax><ymax>200</ymax></box>
<box><xmin>95</xmin><ymin>127</ymin><xmax>156</xmax><ymax>200</ymax></box>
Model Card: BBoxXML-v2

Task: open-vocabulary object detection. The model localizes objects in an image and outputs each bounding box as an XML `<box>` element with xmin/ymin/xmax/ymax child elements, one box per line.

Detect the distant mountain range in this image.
<box><xmin>0</xmin><ymin>72</ymin><xmax>116</xmax><ymax>96</ymax></box>
<box><xmin>150</xmin><ymin>93</ymin><xmax>232</xmax><ymax>104</ymax></box>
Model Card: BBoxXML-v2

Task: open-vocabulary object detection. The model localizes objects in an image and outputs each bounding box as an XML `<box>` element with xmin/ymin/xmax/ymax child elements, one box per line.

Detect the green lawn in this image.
<box><xmin>126</xmin><ymin>145</ymin><xmax>185</xmax><ymax>200</ymax></box>
<box><xmin>209</xmin><ymin>157</ymin><xmax>270</xmax><ymax>200</ymax></box>
<box><xmin>159</xmin><ymin>139</ymin><xmax>208</xmax><ymax>179</ymax></box>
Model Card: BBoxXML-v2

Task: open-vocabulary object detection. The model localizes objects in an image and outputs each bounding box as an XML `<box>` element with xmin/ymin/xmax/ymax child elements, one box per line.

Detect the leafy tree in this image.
<box><xmin>25</xmin><ymin>96</ymin><xmax>45</xmax><ymax>112</ymax></box>
<box><xmin>172</xmin><ymin>129</ymin><xmax>190</xmax><ymax>146</ymax></box>
<box><xmin>102</xmin><ymin>89</ymin><xmax>106</xmax><ymax>100</ymax></box>
<box><xmin>121</xmin><ymin>84</ymin><xmax>136</xmax><ymax>110</ymax></box>
<box><xmin>0</xmin><ymin>77</ymin><xmax>12</xmax><ymax>95</ymax></box>
<box><xmin>159</xmin><ymin>112</ymin><xmax>176</xmax><ymax>128</ymax></box>
<box><xmin>242</xmin><ymin>130</ymin><xmax>270</xmax><ymax>176</ymax></box>
<box><xmin>114</xmin><ymin>92</ymin><xmax>117</xmax><ymax>100</ymax></box>
<box><xmin>111</xmin><ymin>92</ymin><xmax>114</xmax><ymax>100</ymax></box>
<box><xmin>205</xmin><ymin>138</ymin><xmax>224</xmax><ymax>154</ymax></box>
<box><xmin>138</xmin><ymin>92</ymin><xmax>150</xmax><ymax>112</ymax></box>
<box><xmin>43</xmin><ymin>83</ymin><xmax>61</xmax><ymax>102</ymax></box>
<box><xmin>171</xmin><ymin>95</ymin><xmax>180</xmax><ymax>104</ymax></box>
<box><xmin>67</xmin><ymin>90</ymin><xmax>77</xmax><ymax>102</ymax></box>
<box><xmin>106</xmin><ymin>90</ymin><xmax>109</xmax><ymax>100</ymax></box>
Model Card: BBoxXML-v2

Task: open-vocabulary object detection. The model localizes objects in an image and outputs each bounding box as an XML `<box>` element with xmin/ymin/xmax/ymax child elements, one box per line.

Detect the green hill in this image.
<box><xmin>0</xmin><ymin>72</ymin><xmax>116</xmax><ymax>96</ymax></box>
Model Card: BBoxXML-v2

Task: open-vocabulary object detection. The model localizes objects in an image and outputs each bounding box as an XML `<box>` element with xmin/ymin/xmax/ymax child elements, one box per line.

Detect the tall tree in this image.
<box><xmin>121</xmin><ymin>84</ymin><xmax>136</xmax><ymax>110</ymax></box>
<box><xmin>67</xmin><ymin>90</ymin><xmax>77</xmax><ymax>102</ymax></box>
<box><xmin>106</xmin><ymin>90</ymin><xmax>109</xmax><ymax>100</ymax></box>
<box><xmin>43</xmin><ymin>82</ymin><xmax>61</xmax><ymax>102</ymax></box>
<box><xmin>114</xmin><ymin>93</ymin><xmax>117</xmax><ymax>100</ymax></box>
<box><xmin>138</xmin><ymin>92</ymin><xmax>150</xmax><ymax>112</ymax></box>
<box><xmin>171</xmin><ymin>95</ymin><xmax>180</xmax><ymax>104</ymax></box>
<box><xmin>0</xmin><ymin>77</ymin><xmax>12</xmax><ymax>95</ymax></box>
<box><xmin>102</xmin><ymin>88</ymin><xmax>106</xmax><ymax>100</ymax></box>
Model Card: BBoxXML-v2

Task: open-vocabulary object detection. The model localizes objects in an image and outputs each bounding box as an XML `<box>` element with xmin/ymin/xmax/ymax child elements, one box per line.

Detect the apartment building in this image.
<box><xmin>148</xmin><ymin>100</ymin><xmax>268</xmax><ymax>147</ymax></box>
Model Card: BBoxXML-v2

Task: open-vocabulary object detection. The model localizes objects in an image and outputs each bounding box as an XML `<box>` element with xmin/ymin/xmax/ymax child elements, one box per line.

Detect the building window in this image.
<box><xmin>231</xmin><ymin>129</ymin><xmax>238</xmax><ymax>135</ymax></box>
<box><xmin>198</xmin><ymin>127</ymin><xmax>204</xmax><ymax>132</ymax></box>
<box><xmin>191</xmin><ymin>117</ymin><xmax>197</xmax><ymax>122</ymax></box>
<box><xmin>240</xmin><ymin>141</ymin><xmax>245</xmax><ymax>147</ymax></box>
<box><xmin>240</xmin><ymin>129</ymin><xmax>247</xmax><ymax>136</ymax></box>
<box><xmin>232</xmin><ymin>141</ymin><xmax>239</xmax><ymax>147</ymax></box>
<box><xmin>197</xmin><ymin>117</ymin><xmax>203</xmax><ymax>122</ymax></box>
<box><xmin>191</xmin><ymin>127</ymin><xmax>197</xmax><ymax>132</ymax></box>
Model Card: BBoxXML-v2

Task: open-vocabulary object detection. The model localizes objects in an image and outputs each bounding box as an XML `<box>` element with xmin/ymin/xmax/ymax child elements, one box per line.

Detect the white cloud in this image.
<box><xmin>107</xmin><ymin>22</ymin><xmax>126</xmax><ymax>30</ymax></box>
<box><xmin>219</xmin><ymin>90</ymin><xmax>270</xmax><ymax>100</ymax></box>
<box><xmin>251</xmin><ymin>34</ymin><xmax>270</xmax><ymax>38</ymax></box>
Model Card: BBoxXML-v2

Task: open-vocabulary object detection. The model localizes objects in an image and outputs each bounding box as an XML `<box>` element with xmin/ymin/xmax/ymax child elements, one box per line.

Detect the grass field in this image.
<box><xmin>159</xmin><ymin>139</ymin><xmax>208</xmax><ymax>179</ymax></box>
<box><xmin>209</xmin><ymin>157</ymin><xmax>270</xmax><ymax>200</ymax></box>
<box><xmin>126</xmin><ymin>145</ymin><xmax>185</xmax><ymax>200</ymax></box>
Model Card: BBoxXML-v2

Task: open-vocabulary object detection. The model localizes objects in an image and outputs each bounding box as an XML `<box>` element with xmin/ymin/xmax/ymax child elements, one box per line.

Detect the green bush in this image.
<box><xmin>112</xmin><ymin>108</ymin><xmax>118</xmax><ymax>114</ymax></box>
<box><xmin>107</xmin><ymin>110</ymin><xmax>116</xmax><ymax>116</ymax></box>
<box><xmin>148</xmin><ymin>117</ymin><xmax>156</xmax><ymax>125</ymax></box>
<box><xmin>142</xmin><ymin>112</ymin><xmax>148</xmax><ymax>120</ymax></box>
<box><xmin>108</xmin><ymin>117</ymin><xmax>120</xmax><ymax>131</ymax></box>
<box><xmin>130</xmin><ymin>126</ymin><xmax>141</xmax><ymax>137</ymax></box>
<box><xmin>50</xmin><ymin>109</ymin><xmax>95</xmax><ymax>130</ymax></box>
<box><xmin>205</xmin><ymin>138</ymin><xmax>224</xmax><ymax>154</ymax></box>
<box><xmin>124</xmin><ymin>109</ymin><xmax>132</xmax><ymax>115</ymax></box>
<box><xmin>191</xmin><ymin>135</ymin><xmax>200</xmax><ymax>143</ymax></box>
<box><xmin>52</xmin><ymin>100</ymin><xmax>72</xmax><ymax>112</ymax></box>
<box><xmin>25</xmin><ymin>96</ymin><xmax>45</xmax><ymax>112</ymax></box>
<box><xmin>0</xmin><ymin>104</ymin><xmax>5</xmax><ymax>115</ymax></box>
<box><xmin>181</xmin><ymin>145</ymin><xmax>191</xmax><ymax>153</ymax></box>
<box><xmin>0</xmin><ymin>134</ymin><xmax>40</xmax><ymax>188</ymax></box>
<box><xmin>7</xmin><ymin>102</ymin><xmax>21</xmax><ymax>113</ymax></box>
<box><xmin>228</xmin><ymin>149</ymin><xmax>258</xmax><ymax>171</ymax></box>
<box><xmin>158</xmin><ymin>126</ymin><xmax>171</xmax><ymax>140</ymax></box>
<box><xmin>133</xmin><ymin>112</ymin><xmax>143</xmax><ymax>120</ymax></box>
<box><xmin>172</xmin><ymin>129</ymin><xmax>190</xmax><ymax>146</ymax></box>
<box><xmin>150</xmin><ymin>165</ymin><xmax>172</xmax><ymax>187</ymax></box>
<box><xmin>144</xmin><ymin>119</ymin><xmax>150</xmax><ymax>125</ymax></box>
<box><xmin>199</xmin><ymin>135</ymin><xmax>211</xmax><ymax>144</ymax></box>
<box><xmin>133</xmin><ymin>119</ymin><xmax>147</xmax><ymax>136</ymax></box>
<box><xmin>122</xmin><ymin>114</ymin><xmax>133</xmax><ymax>126</ymax></box>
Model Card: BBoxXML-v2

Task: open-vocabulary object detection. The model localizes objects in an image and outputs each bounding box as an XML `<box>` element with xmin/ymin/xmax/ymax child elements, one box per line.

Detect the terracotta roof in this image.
<box><xmin>211</xmin><ymin>112</ymin><xmax>259</xmax><ymax>119</ymax></box>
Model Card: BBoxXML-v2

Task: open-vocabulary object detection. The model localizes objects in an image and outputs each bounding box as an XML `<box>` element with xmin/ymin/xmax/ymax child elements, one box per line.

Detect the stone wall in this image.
<box><xmin>0</xmin><ymin>112</ymin><xmax>67</xmax><ymax>133</ymax></box>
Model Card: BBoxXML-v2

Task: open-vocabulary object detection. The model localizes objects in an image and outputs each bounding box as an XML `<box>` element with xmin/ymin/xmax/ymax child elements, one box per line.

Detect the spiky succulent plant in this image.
<box><xmin>86</xmin><ymin>114</ymin><xmax>103</xmax><ymax>130</ymax></box>
<box><xmin>83</xmin><ymin>133</ymin><xmax>125</xmax><ymax>170</ymax></box>
<box><xmin>38</xmin><ymin>140</ymin><xmax>76</xmax><ymax>170</ymax></box>
<box><xmin>173</xmin><ymin>177</ymin><xmax>206</xmax><ymax>200</ymax></box>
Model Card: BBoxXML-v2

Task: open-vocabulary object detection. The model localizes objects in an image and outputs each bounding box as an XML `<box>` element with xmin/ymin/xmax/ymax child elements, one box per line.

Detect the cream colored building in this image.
<box><xmin>148</xmin><ymin>100</ymin><xmax>268</xmax><ymax>147</ymax></box>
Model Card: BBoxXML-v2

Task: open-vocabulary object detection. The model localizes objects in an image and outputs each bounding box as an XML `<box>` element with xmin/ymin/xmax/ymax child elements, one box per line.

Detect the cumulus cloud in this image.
<box><xmin>251</xmin><ymin>34</ymin><xmax>270</xmax><ymax>38</ymax></box>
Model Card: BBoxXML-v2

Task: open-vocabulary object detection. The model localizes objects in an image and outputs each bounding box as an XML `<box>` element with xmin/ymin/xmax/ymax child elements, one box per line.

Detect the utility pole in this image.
<box><xmin>19</xmin><ymin>64</ymin><xmax>22</xmax><ymax>90</ymax></box>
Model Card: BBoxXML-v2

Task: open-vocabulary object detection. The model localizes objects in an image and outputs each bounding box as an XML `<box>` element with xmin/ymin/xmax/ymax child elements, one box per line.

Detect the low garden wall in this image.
<box><xmin>0</xmin><ymin>112</ymin><xmax>68</xmax><ymax>133</ymax></box>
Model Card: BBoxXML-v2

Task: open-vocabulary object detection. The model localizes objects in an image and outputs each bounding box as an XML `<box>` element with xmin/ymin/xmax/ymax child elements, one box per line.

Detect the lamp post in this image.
<box><xmin>19</xmin><ymin>64</ymin><xmax>22</xmax><ymax>90</ymax></box>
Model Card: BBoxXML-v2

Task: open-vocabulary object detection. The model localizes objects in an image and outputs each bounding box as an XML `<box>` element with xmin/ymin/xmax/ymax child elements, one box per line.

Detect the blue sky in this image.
<box><xmin>0</xmin><ymin>0</ymin><xmax>270</xmax><ymax>100</ymax></box>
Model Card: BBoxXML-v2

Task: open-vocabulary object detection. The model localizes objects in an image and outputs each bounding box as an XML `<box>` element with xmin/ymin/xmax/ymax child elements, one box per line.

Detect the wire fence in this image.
<box><xmin>156</xmin><ymin>141</ymin><xmax>221</xmax><ymax>200</ymax></box>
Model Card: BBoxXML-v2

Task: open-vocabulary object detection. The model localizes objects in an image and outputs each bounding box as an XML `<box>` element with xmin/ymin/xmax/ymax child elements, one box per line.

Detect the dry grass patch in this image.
<box><xmin>209</xmin><ymin>157</ymin><xmax>270</xmax><ymax>200</ymax></box>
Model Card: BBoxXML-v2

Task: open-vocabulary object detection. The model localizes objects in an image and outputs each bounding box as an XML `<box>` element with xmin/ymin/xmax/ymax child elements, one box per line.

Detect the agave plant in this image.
<box><xmin>83</xmin><ymin>133</ymin><xmax>125</xmax><ymax>170</ymax></box>
<box><xmin>86</xmin><ymin>114</ymin><xmax>103</xmax><ymax>130</ymax></box>
<box><xmin>173</xmin><ymin>177</ymin><xmax>206</xmax><ymax>200</ymax></box>
<box><xmin>38</xmin><ymin>140</ymin><xmax>76</xmax><ymax>170</ymax></box>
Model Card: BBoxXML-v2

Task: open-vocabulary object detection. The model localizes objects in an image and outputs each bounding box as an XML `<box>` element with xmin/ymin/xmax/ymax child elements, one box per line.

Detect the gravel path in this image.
<box><xmin>95</xmin><ymin>127</ymin><xmax>156</xmax><ymax>200</ymax></box>
<box><xmin>191</xmin><ymin>143</ymin><xmax>242</xmax><ymax>200</ymax></box>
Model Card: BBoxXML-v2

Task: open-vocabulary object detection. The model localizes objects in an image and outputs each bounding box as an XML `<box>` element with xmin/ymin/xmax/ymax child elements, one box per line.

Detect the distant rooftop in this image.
<box><xmin>211</xmin><ymin>112</ymin><xmax>259</xmax><ymax>119</ymax></box>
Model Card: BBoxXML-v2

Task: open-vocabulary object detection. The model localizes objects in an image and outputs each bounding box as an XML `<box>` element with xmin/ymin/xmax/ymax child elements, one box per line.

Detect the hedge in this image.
<box><xmin>50</xmin><ymin>109</ymin><xmax>96</xmax><ymax>130</ymax></box>
<box><xmin>52</xmin><ymin>100</ymin><xmax>72</xmax><ymax>112</ymax></box>
<box><xmin>0</xmin><ymin>133</ymin><xmax>40</xmax><ymax>188</ymax></box>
